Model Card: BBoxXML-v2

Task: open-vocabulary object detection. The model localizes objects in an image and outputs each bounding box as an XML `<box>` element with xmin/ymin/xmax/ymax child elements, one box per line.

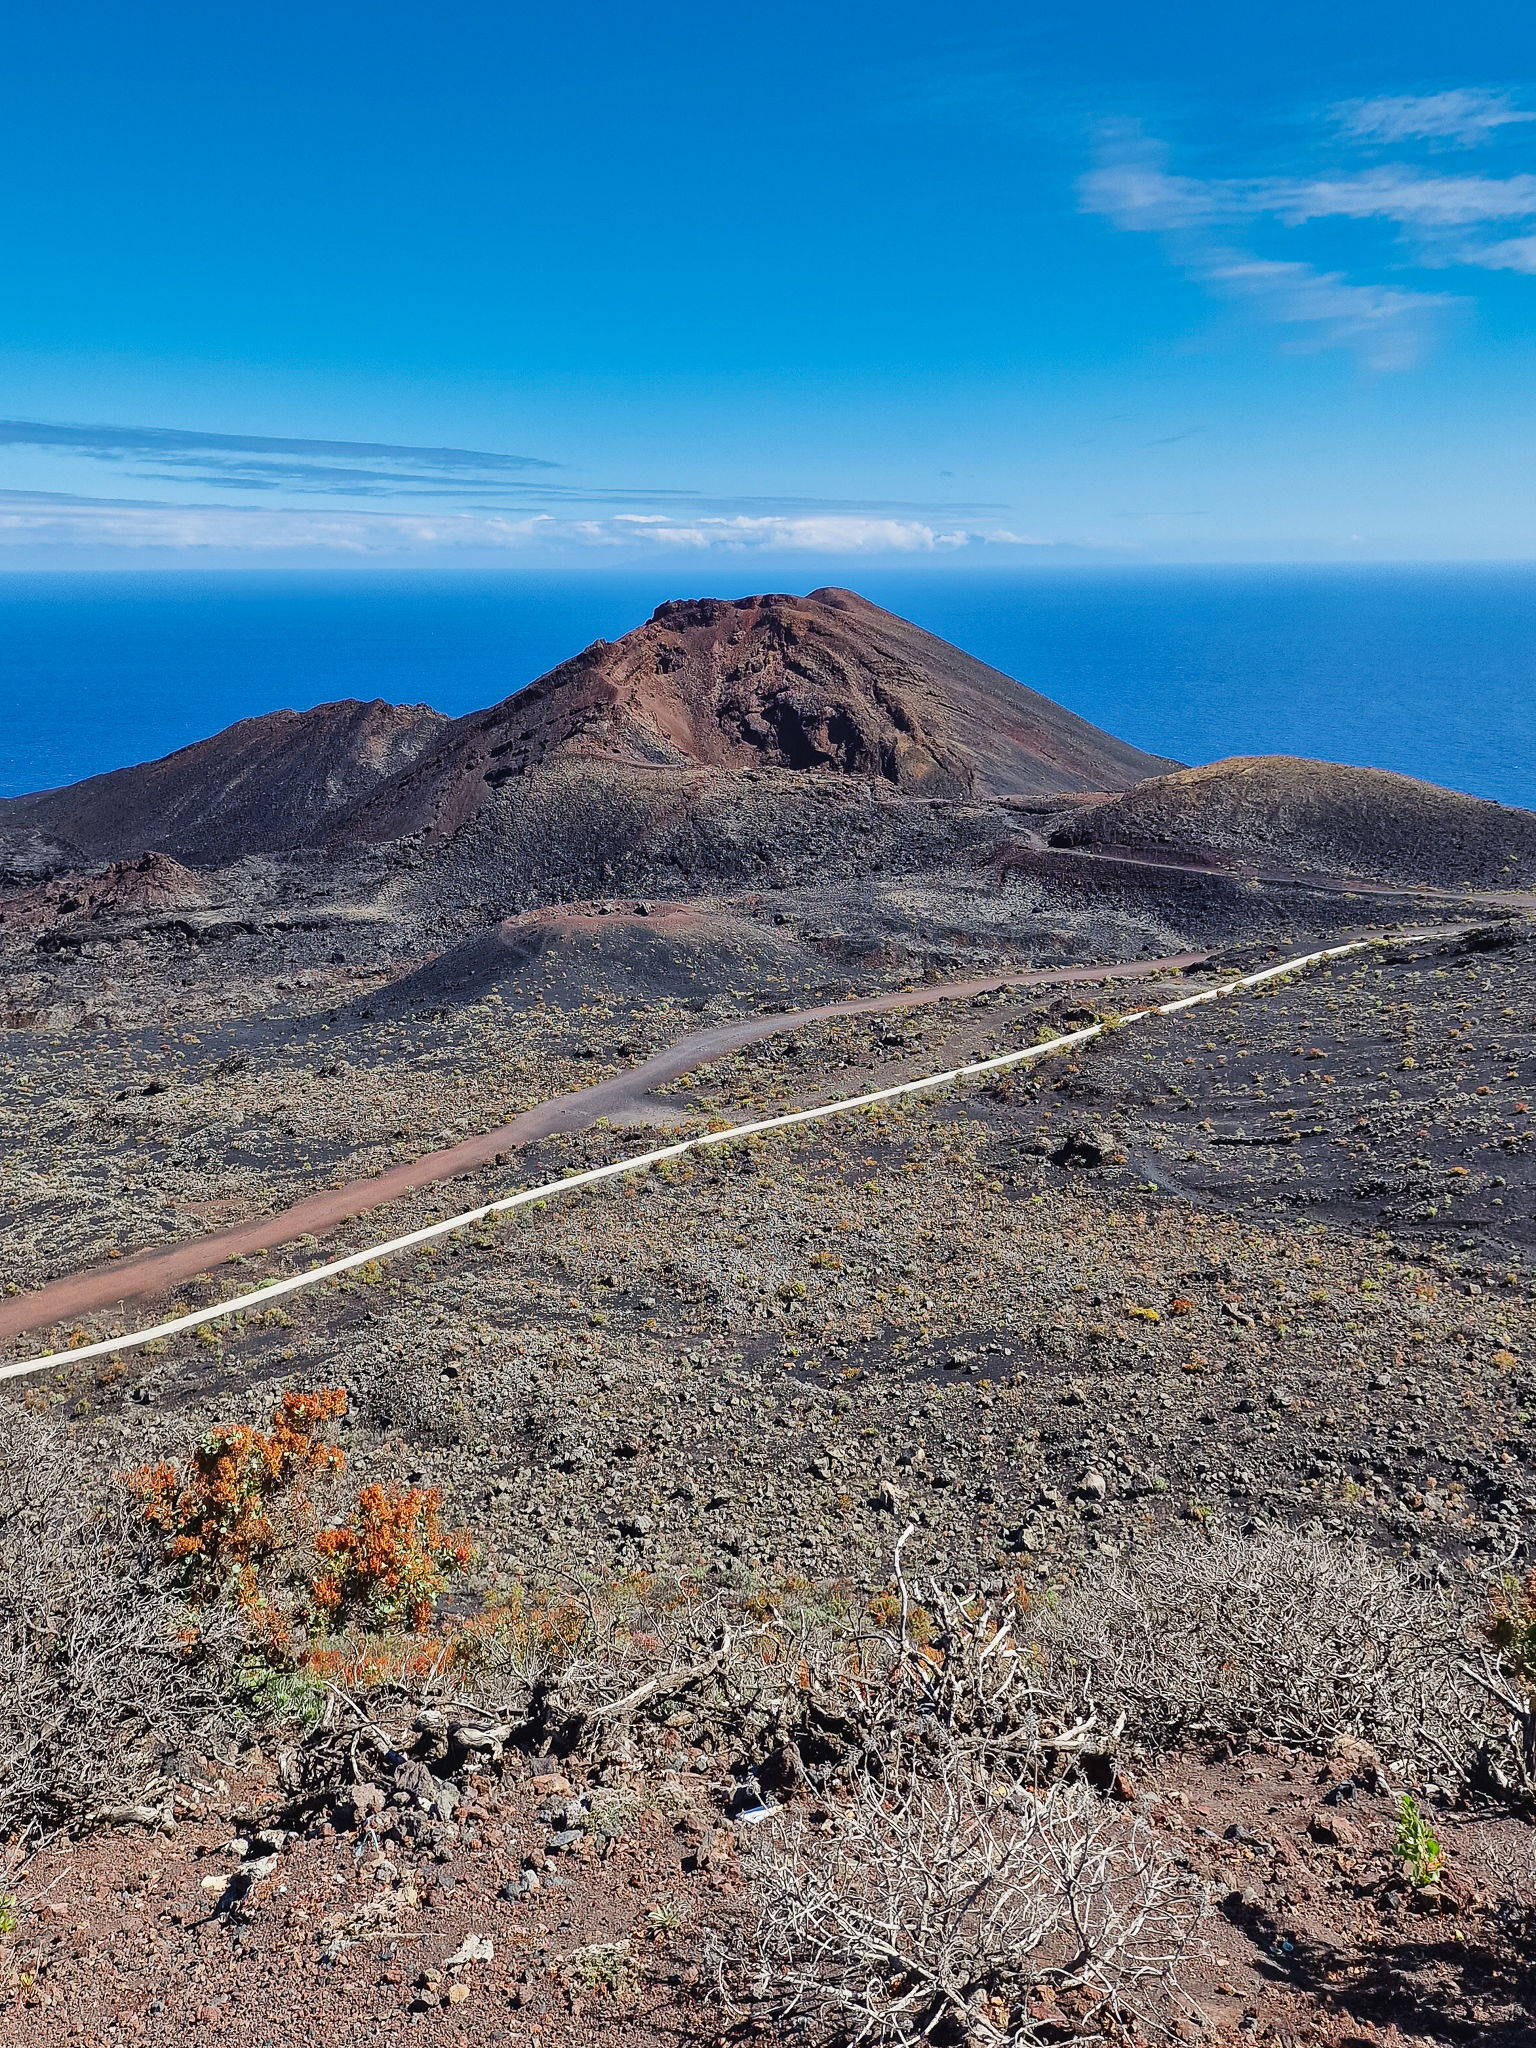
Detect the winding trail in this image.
<box><xmin>0</xmin><ymin>953</ymin><xmax>1219</xmax><ymax>1347</ymax></box>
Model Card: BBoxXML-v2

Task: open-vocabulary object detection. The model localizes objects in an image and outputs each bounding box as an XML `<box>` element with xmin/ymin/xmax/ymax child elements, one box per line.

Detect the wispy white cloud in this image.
<box><xmin>1266</xmin><ymin>168</ymin><xmax>1536</xmax><ymax>227</ymax></box>
<box><xmin>1082</xmin><ymin>148</ymin><xmax>1536</xmax><ymax>240</ymax></box>
<box><xmin>1333</xmin><ymin>90</ymin><xmax>1536</xmax><ymax>148</ymax></box>
<box><xmin>558</xmin><ymin>512</ymin><xmax>975</xmax><ymax>552</ymax></box>
<box><xmin>0</xmin><ymin>418</ymin><xmax>559</xmax><ymax>492</ymax></box>
<box><xmin>1077</xmin><ymin>149</ymin><xmax>1225</xmax><ymax>234</ymax></box>
<box><xmin>1200</xmin><ymin>259</ymin><xmax>1453</xmax><ymax>367</ymax></box>
<box><xmin>1464</xmin><ymin>233</ymin><xmax>1536</xmax><ymax>273</ymax></box>
<box><xmin>0</xmin><ymin>417</ymin><xmax>998</xmax><ymax>520</ymax></box>
<box><xmin>1080</xmin><ymin>96</ymin><xmax>1536</xmax><ymax>362</ymax></box>
<box><xmin>1253</xmin><ymin>166</ymin><xmax>1536</xmax><ymax>277</ymax></box>
<box><xmin>1079</xmin><ymin>129</ymin><xmax>1456</xmax><ymax>368</ymax></box>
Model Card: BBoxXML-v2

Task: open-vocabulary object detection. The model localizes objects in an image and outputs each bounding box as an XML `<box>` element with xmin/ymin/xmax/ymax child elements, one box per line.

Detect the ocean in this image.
<box><xmin>0</xmin><ymin>566</ymin><xmax>1531</xmax><ymax>810</ymax></box>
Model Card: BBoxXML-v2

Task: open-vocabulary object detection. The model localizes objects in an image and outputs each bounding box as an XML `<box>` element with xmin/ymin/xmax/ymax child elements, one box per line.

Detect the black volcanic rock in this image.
<box><xmin>1048</xmin><ymin>755</ymin><xmax>1536</xmax><ymax>890</ymax></box>
<box><xmin>357</xmin><ymin>901</ymin><xmax>828</xmax><ymax>1016</ymax></box>
<box><xmin>0</xmin><ymin>698</ymin><xmax>449</xmax><ymax>869</ymax></box>
<box><xmin>0</xmin><ymin>850</ymin><xmax>212</xmax><ymax>934</ymax></box>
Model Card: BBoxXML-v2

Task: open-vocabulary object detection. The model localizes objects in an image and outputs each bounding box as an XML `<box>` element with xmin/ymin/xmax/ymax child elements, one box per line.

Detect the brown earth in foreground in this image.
<box><xmin>6</xmin><ymin>1743</ymin><xmax>1534</xmax><ymax>2048</ymax></box>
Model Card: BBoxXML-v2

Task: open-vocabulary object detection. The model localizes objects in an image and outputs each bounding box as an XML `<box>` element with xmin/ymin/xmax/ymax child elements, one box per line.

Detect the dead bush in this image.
<box><xmin>1457</xmin><ymin>1570</ymin><xmax>1536</xmax><ymax>1804</ymax></box>
<box><xmin>1037</xmin><ymin>1527</ymin><xmax>1466</xmax><ymax>1766</ymax></box>
<box><xmin>1466</xmin><ymin>1820</ymin><xmax>1536</xmax><ymax>1942</ymax></box>
<box><xmin>727</xmin><ymin>1761</ymin><xmax>1204</xmax><ymax>2047</ymax></box>
<box><xmin>293</xmin><ymin>1527</ymin><xmax>1484</xmax><ymax>1828</ymax></box>
<box><xmin>0</xmin><ymin>1413</ymin><xmax>232</xmax><ymax>1836</ymax></box>
<box><xmin>283</xmin><ymin>1554</ymin><xmax>1105</xmax><ymax>1822</ymax></box>
<box><xmin>429</xmin><ymin>1543</ymin><xmax>1100</xmax><ymax>1783</ymax></box>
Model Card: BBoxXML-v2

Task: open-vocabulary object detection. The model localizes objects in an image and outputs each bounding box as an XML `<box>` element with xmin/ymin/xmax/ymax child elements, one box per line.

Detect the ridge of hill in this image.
<box><xmin>0</xmin><ymin>591</ymin><xmax>1179</xmax><ymax>884</ymax></box>
<box><xmin>1048</xmin><ymin>754</ymin><xmax>1536</xmax><ymax>890</ymax></box>
<box><xmin>0</xmin><ymin>698</ymin><xmax>449</xmax><ymax>870</ymax></box>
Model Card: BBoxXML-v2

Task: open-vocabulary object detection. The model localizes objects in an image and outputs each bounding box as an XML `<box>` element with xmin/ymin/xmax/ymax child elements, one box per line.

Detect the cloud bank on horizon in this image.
<box><xmin>0</xmin><ymin>486</ymin><xmax>1044</xmax><ymax>558</ymax></box>
<box><xmin>0</xmin><ymin>416</ymin><xmax>1071</xmax><ymax>558</ymax></box>
<box><xmin>0</xmin><ymin>418</ymin><xmax>1043</xmax><ymax>558</ymax></box>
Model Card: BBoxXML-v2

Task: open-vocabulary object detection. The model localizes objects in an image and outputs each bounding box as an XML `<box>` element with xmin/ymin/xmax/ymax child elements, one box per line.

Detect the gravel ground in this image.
<box><xmin>0</xmin><ymin>1747</ymin><xmax>731</xmax><ymax>2047</ymax></box>
<box><xmin>11</xmin><ymin>924</ymin><xmax>1532</xmax><ymax>1597</ymax></box>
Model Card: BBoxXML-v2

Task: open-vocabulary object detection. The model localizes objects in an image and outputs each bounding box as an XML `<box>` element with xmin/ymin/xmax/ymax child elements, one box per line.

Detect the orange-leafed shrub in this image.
<box><xmin>300</xmin><ymin>1637</ymin><xmax>461</xmax><ymax>1689</ymax></box>
<box><xmin>126</xmin><ymin>1390</ymin><xmax>477</xmax><ymax>1685</ymax></box>
<box><xmin>128</xmin><ymin>1388</ymin><xmax>347</xmax><ymax>1606</ymax></box>
<box><xmin>311</xmin><ymin>1483</ymin><xmax>473</xmax><ymax>1632</ymax></box>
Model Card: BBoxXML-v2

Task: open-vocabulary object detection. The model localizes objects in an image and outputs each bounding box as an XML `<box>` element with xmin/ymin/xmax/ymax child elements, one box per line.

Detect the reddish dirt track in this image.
<box><xmin>0</xmin><ymin>953</ymin><xmax>1214</xmax><ymax>1347</ymax></box>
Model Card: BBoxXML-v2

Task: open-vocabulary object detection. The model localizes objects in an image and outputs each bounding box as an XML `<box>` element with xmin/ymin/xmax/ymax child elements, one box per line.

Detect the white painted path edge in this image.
<box><xmin>0</xmin><ymin>931</ymin><xmax>1441</xmax><ymax>1384</ymax></box>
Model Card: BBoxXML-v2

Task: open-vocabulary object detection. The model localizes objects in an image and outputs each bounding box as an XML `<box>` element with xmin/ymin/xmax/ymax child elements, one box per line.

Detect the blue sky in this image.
<box><xmin>3</xmin><ymin>0</ymin><xmax>1534</xmax><ymax>567</ymax></box>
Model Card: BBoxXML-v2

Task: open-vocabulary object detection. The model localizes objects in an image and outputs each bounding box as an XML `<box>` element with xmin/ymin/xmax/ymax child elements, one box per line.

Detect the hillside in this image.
<box><xmin>0</xmin><ymin>592</ymin><xmax>1179</xmax><ymax>885</ymax></box>
<box><xmin>333</xmin><ymin>588</ymin><xmax>1181</xmax><ymax>849</ymax></box>
<box><xmin>0</xmin><ymin>698</ymin><xmax>449</xmax><ymax>870</ymax></box>
<box><xmin>1048</xmin><ymin>753</ymin><xmax>1536</xmax><ymax>889</ymax></box>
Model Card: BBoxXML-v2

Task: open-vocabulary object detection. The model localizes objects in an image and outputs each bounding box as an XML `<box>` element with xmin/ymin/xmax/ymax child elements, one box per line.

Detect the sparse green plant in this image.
<box><xmin>1395</xmin><ymin>1793</ymin><xmax>1445</xmax><ymax>1889</ymax></box>
<box><xmin>235</xmin><ymin>1663</ymin><xmax>328</xmax><ymax>1731</ymax></box>
<box><xmin>584</xmin><ymin>1784</ymin><xmax>645</xmax><ymax>1843</ymax></box>
<box><xmin>564</xmin><ymin>1939</ymin><xmax>632</xmax><ymax>1995</ymax></box>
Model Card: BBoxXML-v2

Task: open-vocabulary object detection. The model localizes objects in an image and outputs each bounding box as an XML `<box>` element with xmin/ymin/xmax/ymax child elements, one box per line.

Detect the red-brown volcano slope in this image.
<box><xmin>331</xmin><ymin>587</ymin><xmax>1182</xmax><ymax>847</ymax></box>
<box><xmin>0</xmin><ymin>590</ymin><xmax>1178</xmax><ymax>880</ymax></box>
<box><xmin>0</xmin><ymin>699</ymin><xmax>449</xmax><ymax>869</ymax></box>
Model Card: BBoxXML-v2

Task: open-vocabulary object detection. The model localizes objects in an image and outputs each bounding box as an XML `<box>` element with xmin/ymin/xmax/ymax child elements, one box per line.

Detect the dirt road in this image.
<box><xmin>0</xmin><ymin>952</ymin><xmax>1214</xmax><ymax>1345</ymax></box>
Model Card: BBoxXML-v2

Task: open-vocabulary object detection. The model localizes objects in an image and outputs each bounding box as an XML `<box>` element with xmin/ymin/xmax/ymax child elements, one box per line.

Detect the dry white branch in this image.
<box><xmin>0</xmin><ymin>1413</ymin><xmax>233</xmax><ymax>1835</ymax></box>
<box><xmin>1037</xmin><ymin>1528</ymin><xmax>1466</xmax><ymax>1762</ymax></box>
<box><xmin>730</xmin><ymin>1761</ymin><xmax>1204</xmax><ymax>2047</ymax></box>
